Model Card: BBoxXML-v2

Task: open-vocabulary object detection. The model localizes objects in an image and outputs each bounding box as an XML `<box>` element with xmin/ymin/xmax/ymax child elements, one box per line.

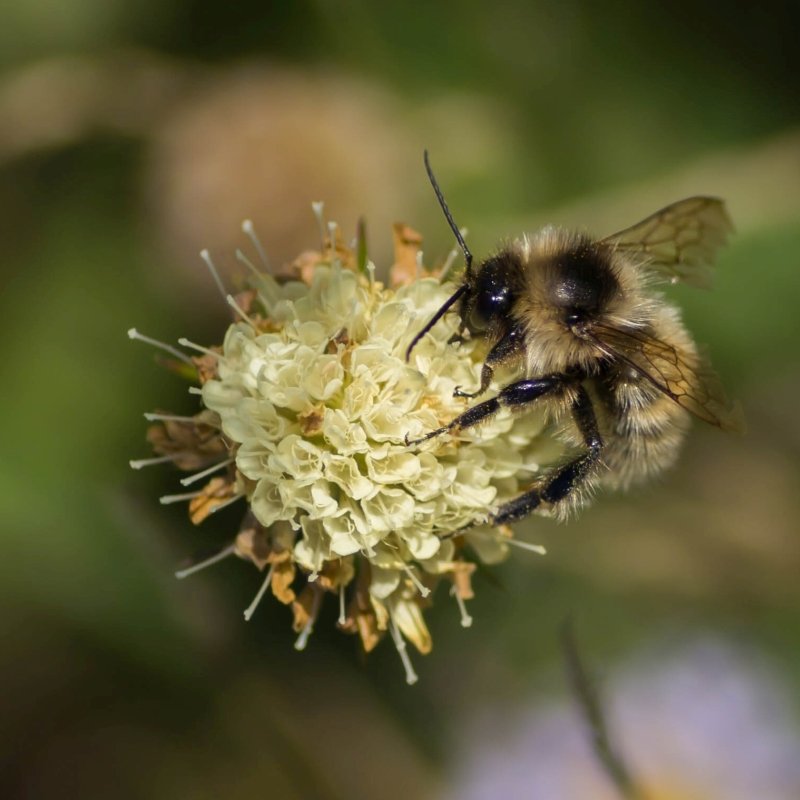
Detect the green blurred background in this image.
<box><xmin>2</xmin><ymin>2</ymin><xmax>800</xmax><ymax>798</ymax></box>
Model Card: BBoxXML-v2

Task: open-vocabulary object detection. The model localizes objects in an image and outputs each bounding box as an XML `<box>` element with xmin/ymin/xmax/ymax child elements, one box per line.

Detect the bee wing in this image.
<box><xmin>601</xmin><ymin>197</ymin><xmax>733</xmax><ymax>288</ymax></box>
<box><xmin>591</xmin><ymin>323</ymin><xmax>744</xmax><ymax>432</ymax></box>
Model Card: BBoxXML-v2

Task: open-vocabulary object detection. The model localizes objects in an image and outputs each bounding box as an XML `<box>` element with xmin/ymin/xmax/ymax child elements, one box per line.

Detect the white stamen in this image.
<box><xmin>504</xmin><ymin>539</ymin><xmax>547</xmax><ymax>555</ymax></box>
<box><xmin>327</xmin><ymin>220</ymin><xmax>338</xmax><ymax>244</ymax></box>
<box><xmin>358</xmin><ymin>532</ymin><xmax>377</xmax><ymax>559</ymax></box>
<box><xmin>243</xmin><ymin>563</ymin><xmax>276</xmax><ymax>621</ymax></box>
<box><xmin>226</xmin><ymin>294</ymin><xmax>258</xmax><ymax>329</ymax></box>
<box><xmin>177</xmin><ymin>338</ymin><xmax>224</xmax><ymax>360</ymax></box>
<box><xmin>307</xmin><ymin>571</ymin><xmax>319</xmax><ymax>582</ymax></box>
<box><xmin>440</xmin><ymin>227</ymin><xmax>469</xmax><ymax>282</ymax></box>
<box><xmin>208</xmin><ymin>493</ymin><xmax>245</xmax><ymax>514</ymax></box>
<box><xmin>242</xmin><ymin>219</ymin><xmax>270</xmax><ymax>270</ymax></box>
<box><xmin>236</xmin><ymin>248</ymin><xmax>261</xmax><ymax>280</ymax></box>
<box><xmin>389</xmin><ymin>617</ymin><xmax>418</xmax><ymax>685</ymax></box>
<box><xmin>159</xmin><ymin>489</ymin><xmax>204</xmax><ymax>505</ymax></box>
<box><xmin>470</xmin><ymin>529</ymin><xmax>547</xmax><ymax>555</ymax></box>
<box><xmin>338</xmin><ymin>582</ymin><xmax>347</xmax><ymax>625</ymax></box>
<box><xmin>294</xmin><ymin>588</ymin><xmax>322</xmax><ymax>651</ymax></box>
<box><xmin>129</xmin><ymin>454</ymin><xmax>176</xmax><ymax>470</ymax></box>
<box><xmin>180</xmin><ymin>457</ymin><xmax>234</xmax><ymax>486</ymax></box>
<box><xmin>311</xmin><ymin>201</ymin><xmax>326</xmax><ymax>249</ymax></box>
<box><xmin>144</xmin><ymin>412</ymin><xmax>198</xmax><ymax>424</ymax></box>
<box><xmin>188</xmin><ymin>386</ymin><xmax>203</xmax><ymax>395</ymax></box>
<box><xmin>127</xmin><ymin>328</ymin><xmax>193</xmax><ymax>365</ymax></box>
<box><xmin>199</xmin><ymin>249</ymin><xmax>227</xmax><ymax>301</ymax></box>
<box><xmin>403</xmin><ymin>565</ymin><xmax>431</xmax><ymax>598</ymax></box>
<box><xmin>175</xmin><ymin>544</ymin><xmax>236</xmax><ymax>579</ymax></box>
<box><xmin>415</xmin><ymin>249</ymin><xmax>424</xmax><ymax>279</ymax></box>
<box><xmin>450</xmin><ymin>585</ymin><xmax>473</xmax><ymax>628</ymax></box>
<box><xmin>441</xmin><ymin>244</ymin><xmax>459</xmax><ymax>277</ymax></box>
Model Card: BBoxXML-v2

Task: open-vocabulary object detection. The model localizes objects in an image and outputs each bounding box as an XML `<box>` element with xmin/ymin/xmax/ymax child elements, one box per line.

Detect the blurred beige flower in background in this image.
<box><xmin>145</xmin><ymin>65</ymin><xmax>521</xmax><ymax>294</ymax></box>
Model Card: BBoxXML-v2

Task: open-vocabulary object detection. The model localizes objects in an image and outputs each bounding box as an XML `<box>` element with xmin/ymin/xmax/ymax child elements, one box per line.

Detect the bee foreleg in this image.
<box><xmin>454</xmin><ymin>324</ymin><xmax>526</xmax><ymax>399</ymax></box>
<box><xmin>491</xmin><ymin>386</ymin><xmax>603</xmax><ymax>524</ymax></box>
<box><xmin>405</xmin><ymin>373</ymin><xmax>566</xmax><ymax>446</ymax></box>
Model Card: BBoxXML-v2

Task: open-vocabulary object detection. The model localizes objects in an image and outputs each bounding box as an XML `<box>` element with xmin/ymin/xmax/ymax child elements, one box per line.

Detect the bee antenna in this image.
<box><xmin>424</xmin><ymin>150</ymin><xmax>473</xmax><ymax>276</ymax></box>
<box><xmin>405</xmin><ymin>283</ymin><xmax>468</xmax><ymax>362</ymax></box>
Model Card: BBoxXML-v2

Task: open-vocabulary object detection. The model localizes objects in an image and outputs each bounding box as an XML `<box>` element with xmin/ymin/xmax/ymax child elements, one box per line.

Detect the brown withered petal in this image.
<box><xmin>286</xmin><ymin>250</ymin><xmax>322</xmax><ymax>285</ymax></box>
<box><xmin>496</xmin><ymin>524</ymin><xmax>515</xmax><ymax>542</ymax></box>
<box><xmin>340</xmin><ymin>565</ymin><xmax>385</xmax><ymax>652</ymax></box>
<box><xmin>452</xmin><ymin>561</ymin><xmax>477</xmax><ymax>601</ymax></box>
<box><xmin>389</xmin><ymin>599</ymin><xmax>432</xmax><ymax>655</ymax></box>
<box><xmin>354</xmin><ymin>606</ymin><xmax>382</xmax><ymax>653</ymax></box>
<box><xmin>291</xmin><ymin>585</ymin><xmax>316</xmax><ymax>633</ymax></box>
<box><xmin>323</xmin><ymin>226</ymin><xmax>358</xmax><ymax>271</ymax></box>
<box><xmin>341</xmin><ymin>591</ymin><xmax>383</xmax><ymax>653</ymax></box>
<box><xmin>147</xmin><ymin>411</ymin><xmax>227</xmax><ymax>470</ymax></box>
<box><xmin>232</xmin><ymin>288</ymin><xmax>258</xmax><ymax>316</ymax></box>
<box><xmin>315</xmin><ymin>558</ymin><xmax>355</xmax><ymax>592</ymax></box>
<box><xmin>298</xmin><ymin>404</ymin><xmax>326</xmax><ymax>436</ymax></box>
<box><xmin>389</xmin><ymin>222</ymin><xmax>423</xmax><ymax>287</ymax></box>
<box><xmin>234</xmin><ymin>525</ymin><xmax>272</xmax><ymax>571</ymax></box>
<box><xmin>188</xmin><ymin>476</ymin><xmax>238</xmax><ymax>525</ymax></box>
<box><xmin>270</xmin><ymin>559</ymin><xmax>296</xmax><ymax>605</ymax></box>
<box><xmin>325</xmin><ymin>327</ymin><xmax>350</xmax><ymax>354</ymax></box>
<box><xmin>192</xmin><ymin>353</ymin><xmax>222</xmax><ymax>385</ymax></box>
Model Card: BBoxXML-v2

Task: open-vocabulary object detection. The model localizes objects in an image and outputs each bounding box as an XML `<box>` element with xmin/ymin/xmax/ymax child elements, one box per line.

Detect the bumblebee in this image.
<box><xmin>406</xmin><ymin>152</ymin><xmax>741</xmax><ymax>523</ymax></box>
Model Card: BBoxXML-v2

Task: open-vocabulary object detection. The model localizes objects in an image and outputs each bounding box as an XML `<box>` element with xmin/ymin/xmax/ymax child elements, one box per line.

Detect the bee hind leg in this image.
<box><xmin>491</xmin><ymin>386</ymin><xmax>603</xmax><ymax>525</ymax></box>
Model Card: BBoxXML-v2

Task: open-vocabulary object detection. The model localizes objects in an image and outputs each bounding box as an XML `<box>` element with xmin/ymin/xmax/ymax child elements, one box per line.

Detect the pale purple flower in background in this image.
<box><xmin>445</xmin><ymin>639</ymin><xmax>800</xmax><ymax>800</ymax></box>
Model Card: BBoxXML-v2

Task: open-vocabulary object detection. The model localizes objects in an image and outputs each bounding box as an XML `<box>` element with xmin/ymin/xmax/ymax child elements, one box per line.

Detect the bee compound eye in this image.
<box><xmin>470</xmin><ymin>284</ymin><xmax>512</xmax><ymax>331</ymax></box>
<box><xmin>472</xmin><ymin>261</ymin><xmax>514</xmax><ymax>322</ymax></box>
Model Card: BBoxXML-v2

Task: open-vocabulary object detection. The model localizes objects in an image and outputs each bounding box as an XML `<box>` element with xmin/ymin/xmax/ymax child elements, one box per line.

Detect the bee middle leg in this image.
<box><xmin>490</xmin><ymin>386</ymin><xmax>603</xmax><ymax>525</ymax></box>
<box><xmin>405</xmin><ymin>372</ymin><xmax>568</xmax><ymax>446</ymax></box>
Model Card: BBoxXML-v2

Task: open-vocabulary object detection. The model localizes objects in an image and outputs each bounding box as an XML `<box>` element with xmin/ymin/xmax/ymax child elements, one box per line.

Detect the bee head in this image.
<box><xmin>404</xmin><ymin>152</ymin><xmax>520</xmax><ymax>361</ymax></box>
<box><xmin>405</xmin><ymin>151</ymin><xmax>473</xmax><ymax>362</ymax></box>
<box><xmin>461</xmin><ymin>251</ymin><xmax>523</xmax><ymax>334</ymax></box>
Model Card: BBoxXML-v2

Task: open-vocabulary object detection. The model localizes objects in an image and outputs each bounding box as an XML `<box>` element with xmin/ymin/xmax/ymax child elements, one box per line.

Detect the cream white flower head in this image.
<box><xmin>131</xmin><ymin>215</ymin><xmax>555</xmax><ymax>683</ymax></box>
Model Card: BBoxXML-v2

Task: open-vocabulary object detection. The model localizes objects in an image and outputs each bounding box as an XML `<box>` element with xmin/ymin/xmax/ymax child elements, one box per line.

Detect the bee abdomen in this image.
<box><xmin>601</xmin><ymin>384</ymin><xmax>691</xmax><ymax>489</ymax></box>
